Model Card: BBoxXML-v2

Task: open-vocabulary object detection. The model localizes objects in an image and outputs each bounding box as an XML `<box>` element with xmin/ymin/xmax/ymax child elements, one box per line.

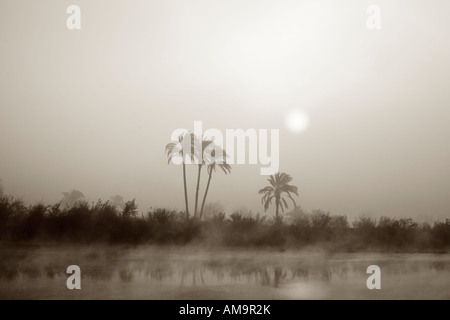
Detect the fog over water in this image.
<box><xmin>1</xmin><ymin>246</ymin><xmax>449</xmax><ymax>299</ymax></box>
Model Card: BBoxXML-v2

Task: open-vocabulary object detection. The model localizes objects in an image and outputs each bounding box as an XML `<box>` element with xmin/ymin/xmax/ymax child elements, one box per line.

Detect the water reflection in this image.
<box><xmin>1</xmin><ymin>249</ymin><xmax>450</xmax><ymax>291</ymax></box>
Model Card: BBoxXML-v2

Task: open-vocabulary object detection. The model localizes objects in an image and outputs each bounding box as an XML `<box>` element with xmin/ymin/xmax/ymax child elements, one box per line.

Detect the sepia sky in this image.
<box><xmin>1</xmin><ymin>0</ymin><xmax>449</xmax><ymax>221</ymax></box>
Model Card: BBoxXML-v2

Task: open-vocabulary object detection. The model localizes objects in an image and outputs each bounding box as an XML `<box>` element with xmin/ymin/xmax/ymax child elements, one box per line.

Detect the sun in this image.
<box><xmin>285</xmin><ymin>110</ymin><xmax>310</xmax><ymax>133</ymax></box>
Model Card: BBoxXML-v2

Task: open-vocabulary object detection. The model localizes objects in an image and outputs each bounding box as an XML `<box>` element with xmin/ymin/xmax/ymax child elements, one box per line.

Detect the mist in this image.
<box><xmin>1</xmin><ymin>0</ymin><xmax>450</xmax><ymax>221</ymax></box>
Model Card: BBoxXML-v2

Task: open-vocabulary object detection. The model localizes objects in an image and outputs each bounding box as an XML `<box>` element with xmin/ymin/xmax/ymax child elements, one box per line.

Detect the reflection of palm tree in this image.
<box><xmin>199</xmin><ymin>144</ymin><xmax>231</xmax><ymax>220</ymax></box>
<box><xmin>166</xmin><ymin>132</ymin><xmax>196</xmax><ymax>218</ymax></box>
<box><xmin>258</xmin><ymin>172</ymin><xmax>298</xmax><ymax>221</ymax></box>
<box><xmin>60</xmin><ymin>189</ymin><xmax>85</xmax><ymax>208</ymax></box>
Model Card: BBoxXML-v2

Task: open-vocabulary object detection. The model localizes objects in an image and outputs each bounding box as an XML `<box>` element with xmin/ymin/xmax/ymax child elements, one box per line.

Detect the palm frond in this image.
<box><xmin>258</xmin><ymin>186</ymin><xmax>274</xmax><ymax>194</ymax></box>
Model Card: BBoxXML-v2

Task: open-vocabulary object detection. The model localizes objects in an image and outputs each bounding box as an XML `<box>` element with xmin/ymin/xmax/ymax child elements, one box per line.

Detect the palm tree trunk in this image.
<box><xmin>199</xmin><ymin>169</ymin><xmax>213</xmax><ymax>220</ymax></box>
<box><xmin>194</xmin><ymin>164</ymin><xmax>202</xmax><ymax>218</ymax></box>
<box><xmin>275</xmin><ymin>196</ymin><xmax>280</xmax><ymax>222</ymax></box>
<box><xmin>182</xmin><ymin>163</ymin><xmax>189</xmax><ymax>219</ymax></box>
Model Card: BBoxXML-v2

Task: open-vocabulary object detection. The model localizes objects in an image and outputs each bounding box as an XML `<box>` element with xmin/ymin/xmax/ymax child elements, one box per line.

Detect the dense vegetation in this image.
<box><xmin>0</xmin><ymin>194</ymin><xmax>449</xmax><ymax>252</ymax></box>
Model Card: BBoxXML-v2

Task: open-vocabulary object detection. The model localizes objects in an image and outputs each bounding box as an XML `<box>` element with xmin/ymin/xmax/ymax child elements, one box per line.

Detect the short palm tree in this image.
<box><xmin>258</xmin><ymin>172</ymin><xmax>299</xmax><ymax>221</ymax></box>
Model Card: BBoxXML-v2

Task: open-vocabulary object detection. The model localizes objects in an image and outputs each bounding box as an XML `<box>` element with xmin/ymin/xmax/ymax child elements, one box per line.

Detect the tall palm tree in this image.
<box><xmin>166</xmin><ymin>132</ymin><xmax>196</xmax><ymax>218</ymax></box>
<box><xmin>199</xmin><ymin>145</ymin><xmax>231</xmax><ymax>220</ymax></box>
<box><xmin>193</xmin><ymin>139</ymin><xmax>213</xmax><ymax>218</ymax></box>
<box><xmin>258</xmin><ymin>172</ymin><xmax>299</xmax><ymax>221</ymax></box>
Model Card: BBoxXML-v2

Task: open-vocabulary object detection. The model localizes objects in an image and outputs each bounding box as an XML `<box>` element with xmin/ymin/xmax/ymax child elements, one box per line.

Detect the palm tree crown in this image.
<box><xmin>258</xmin><ymin>172</ymin><xmax>298</xmax><ymax>220</ymax></box>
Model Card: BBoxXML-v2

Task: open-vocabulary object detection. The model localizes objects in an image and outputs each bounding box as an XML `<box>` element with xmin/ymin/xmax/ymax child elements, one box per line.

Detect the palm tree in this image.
<box><xmin>193</xmin><ymin>139</ymin><xmax>213</xmax><ymax>218</ymax></box>
<box><xmin>199</xmin><ymin>144</ymin><xmax>231</xmax><ymax>220</ymax></box>
<box><xmin>166</xmin><ymin>132</ymin><xmax>196</xmax><ymax>218</ymax></box>
<box><xmin>258</xmin><ymin>172</ymin><xmax>299</xmax><ymax>221</ymax></box>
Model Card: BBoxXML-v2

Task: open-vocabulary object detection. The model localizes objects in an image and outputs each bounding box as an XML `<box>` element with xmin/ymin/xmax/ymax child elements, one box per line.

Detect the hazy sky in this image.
<box><xmin>1</xmin><ymin>0</ymin><xmax>449</xmax><ymax>221</ymax></box>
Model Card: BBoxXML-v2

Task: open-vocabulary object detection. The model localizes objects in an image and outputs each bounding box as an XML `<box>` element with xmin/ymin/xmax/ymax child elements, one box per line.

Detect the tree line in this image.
<box><xmin>0</xmin><ymin>193</ymin><xmax>449</xmax><ymax>251</ymax></box>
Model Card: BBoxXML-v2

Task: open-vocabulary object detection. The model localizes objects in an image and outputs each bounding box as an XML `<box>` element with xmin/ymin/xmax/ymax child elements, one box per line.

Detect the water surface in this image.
<box><xmin>0</xmin><ymin>245</ymin><xmax>449</xmax><ymax>299</ymax></box>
